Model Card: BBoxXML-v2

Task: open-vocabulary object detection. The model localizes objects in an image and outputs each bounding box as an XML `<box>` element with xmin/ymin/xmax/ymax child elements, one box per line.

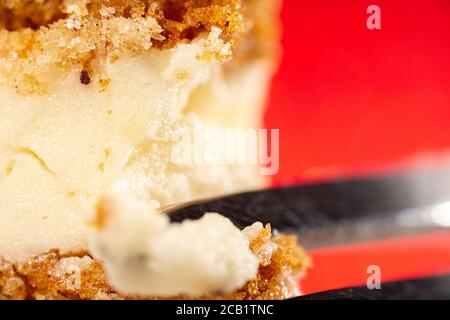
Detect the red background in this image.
<box><xmin>266</xmin><ymin>1</ymin><xmax>450</xmax><ymax>294</ymax></box>
<box><xmin>266</xmin><ymin>0</ymin><xmax>450</xmax><ymax>185</ymax></box>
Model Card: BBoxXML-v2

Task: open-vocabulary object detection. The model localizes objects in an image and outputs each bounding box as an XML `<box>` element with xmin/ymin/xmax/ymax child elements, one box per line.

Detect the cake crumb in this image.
<box><xmin>99</xmin><ymin>78</ymin><xmax>111</xmax><ymax>91</ymax></box>
<box><xmin>80</xmin><ymin>70</ymin><xmax>91</xmax><ymax>85</ymax></box>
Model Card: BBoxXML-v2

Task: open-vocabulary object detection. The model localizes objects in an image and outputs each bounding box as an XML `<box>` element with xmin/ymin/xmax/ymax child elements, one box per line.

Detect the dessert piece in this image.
<box><xmin>0</xmin><ymin>193</ymin><xmax>311</xmax><ymax>300</ymax></box>
<box><xmin>89</xmin><ymin>193</ymin><xmax>311</xmax><ymax>299</ymax></box>
<box><xmin>90</xmin><ymin>194</ymin><xmax>262</xmax><ymax>297</ymax></box>
<box><xmin>0</xmin><ymin>0</ymin><xmax>311</xmax><ymax>300</ymax></box>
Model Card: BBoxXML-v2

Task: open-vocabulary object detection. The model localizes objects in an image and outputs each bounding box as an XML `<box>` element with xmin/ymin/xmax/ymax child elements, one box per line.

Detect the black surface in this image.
<box><xmin>169</xmin><ymin>166</ymin><xmax>450</xmax><ymax>231</ymax></box>
<box><xmin>295</xmin><ymin>274</ymin><xmax>450</xmax><ymax>300</ymax></box>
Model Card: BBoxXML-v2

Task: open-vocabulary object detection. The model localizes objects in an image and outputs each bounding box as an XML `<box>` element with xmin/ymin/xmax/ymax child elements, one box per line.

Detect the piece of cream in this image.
<box><xmin>89</xmin><ymin>193</ymin><xmax>260</xmax><ymax>297</ymax></box>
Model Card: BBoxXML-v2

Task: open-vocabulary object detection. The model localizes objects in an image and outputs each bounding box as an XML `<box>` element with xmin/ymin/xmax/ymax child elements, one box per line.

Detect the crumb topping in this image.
<box><xmin>0</xmin><ymin>0</ymin><xmax>279</xmax><ymax>95</ymax></box>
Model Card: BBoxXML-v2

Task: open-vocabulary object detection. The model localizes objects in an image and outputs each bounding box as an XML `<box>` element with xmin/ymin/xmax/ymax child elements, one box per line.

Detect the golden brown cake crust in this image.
<box><xmin>0</xmin><ymin>0</ymin><xmax>280</xmax><ymax>94</ymax></box>
<box><xmin>0</xmin><ymin>1</ymin><xmax>241</xmax><ymax>32</ymax></box>
<box><xmin>0</xmin><ymin>227</ymin><xmax>311</xmax><ymax>300</ymax></box>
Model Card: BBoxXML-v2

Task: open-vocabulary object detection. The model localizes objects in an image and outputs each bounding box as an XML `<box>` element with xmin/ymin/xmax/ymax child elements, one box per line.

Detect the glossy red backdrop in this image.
<box><xmin>266</xmin><ymin>0</ymin><xmax>450</xmax><ymax>185</ymax></box>
<box><xmin>265</xmin><ymin>1</ymin><xmax>450</xmax><ymax>294</ymax></box>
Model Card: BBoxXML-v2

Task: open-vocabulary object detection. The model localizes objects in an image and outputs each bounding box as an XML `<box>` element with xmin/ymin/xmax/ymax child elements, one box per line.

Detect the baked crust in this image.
<box><xmin>0</xmin><ymin>0</ymin><xmax>280</xmax><ymax>94</ymax></box>
<box><xmin>0</xmin><ymin>226</ymin><xmax>311</xmax><ymax>300</ymax></box>
<box><xmin>0</xmin><ymin>1</ymin><xmax>243</xmax><ymax>32</ymax></box>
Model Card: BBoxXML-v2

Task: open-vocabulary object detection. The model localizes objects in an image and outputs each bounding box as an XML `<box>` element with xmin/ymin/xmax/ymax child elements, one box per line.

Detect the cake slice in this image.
<box><xmin>0</xmin><ymin>0</ymin><xmax>310</xmax><ymax>300</ymax></box>
<box><xmin>0</xmin><ymin>193</ymin><xmax>311</xmax><ymax>300</ymax></box>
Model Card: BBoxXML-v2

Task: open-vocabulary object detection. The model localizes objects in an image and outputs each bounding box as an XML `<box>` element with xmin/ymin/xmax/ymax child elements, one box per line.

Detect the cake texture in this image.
<box><xmin>0</xmin><ymin>0</ymin><xmax>309</xmax><ymax>300</ymax></box>
<box><xmin>0</xmin><ymin>222</ymin><xmax>311</xmax><ymax>300</ymax></box>
<box><xmin>1</xmin><ymin>193</ymin><xmax>311</xmax><ymax>300</ymax></box>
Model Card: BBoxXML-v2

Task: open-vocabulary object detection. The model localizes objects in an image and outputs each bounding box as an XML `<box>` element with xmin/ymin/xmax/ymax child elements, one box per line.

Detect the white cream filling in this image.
<box><xmin>89</xmin><ymin>193</ymin><xmax>260</xmax><ymax>297</ymax></box>
<box><xmin>0</xmin><ymin>28</ymin><xmax>271</xmax><ymax>263</ymax></box>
